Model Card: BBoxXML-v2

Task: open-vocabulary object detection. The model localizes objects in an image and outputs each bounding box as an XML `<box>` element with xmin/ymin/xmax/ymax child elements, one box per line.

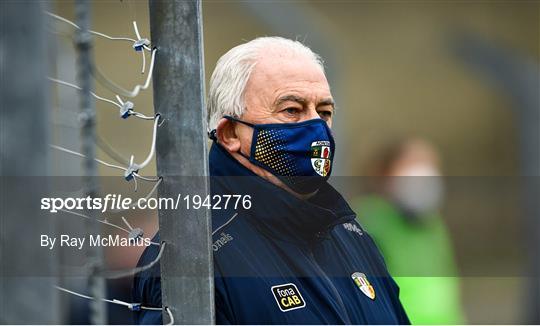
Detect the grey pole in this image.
<box><xmin>0</xmin><ymin>1</ymin><xmax>60</xmax><ymax>323</ymax></box>
<box><xmin>149</xmin><ymin>0</ymin><xmax>214</xmax><ymax>324</ymax></box>
<box><xmin>453</xmin><ymin>34</ymin><xmax>540</xmax><ymax>324</ymax></box>
<box><xmin>74</xmin><ymin>0</ymin><xmax>107</xmax><ymax>324</ymax></box>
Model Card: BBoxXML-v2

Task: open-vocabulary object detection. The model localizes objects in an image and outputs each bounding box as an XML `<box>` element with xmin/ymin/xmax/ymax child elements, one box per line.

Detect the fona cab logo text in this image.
<box><xmin>271</xmin><ymin>283</ymin><xmax>306</xmax><ymax>312</ymax></box>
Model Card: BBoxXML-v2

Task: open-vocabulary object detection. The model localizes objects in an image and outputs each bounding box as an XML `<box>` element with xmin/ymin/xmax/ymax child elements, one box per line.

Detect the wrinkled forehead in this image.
<box><xmin>246</xmin><ymin>50</ymin><xmax>330</xmax><ymax>100</ymax></box>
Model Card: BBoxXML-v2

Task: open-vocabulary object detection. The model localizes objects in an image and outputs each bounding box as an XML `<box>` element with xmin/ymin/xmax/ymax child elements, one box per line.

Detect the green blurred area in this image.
<box><xmin>353</xmin><ymin>195</ymin><xmax>464</xmax><ymax>324</ymax></box>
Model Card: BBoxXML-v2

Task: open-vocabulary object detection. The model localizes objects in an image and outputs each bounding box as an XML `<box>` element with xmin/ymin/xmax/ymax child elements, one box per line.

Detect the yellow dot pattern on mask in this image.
<box><xmin>254</xmin><ymin>129</ymin><xmax>299</xmax><ymax>179</ymax></box>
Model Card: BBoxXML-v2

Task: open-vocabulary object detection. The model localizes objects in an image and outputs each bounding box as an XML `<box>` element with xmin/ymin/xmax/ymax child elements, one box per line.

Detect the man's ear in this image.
<box><xmin>216</xmin><ymin>118</ymin><xmax>241</xmax><ymax>153</ymax></box>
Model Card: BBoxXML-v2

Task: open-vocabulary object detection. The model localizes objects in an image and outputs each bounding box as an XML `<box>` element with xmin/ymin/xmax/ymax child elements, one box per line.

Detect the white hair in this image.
<box><xmin>207</xmin><ymin>36</ymin><xmax>325</xmax><ymax>131</ymax></box>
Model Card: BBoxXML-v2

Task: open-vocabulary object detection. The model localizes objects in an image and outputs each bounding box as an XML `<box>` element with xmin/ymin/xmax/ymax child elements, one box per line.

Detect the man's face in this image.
<box><xmin>235</xmin><ymin>51</ymin><xmax>335</xmax><ymax>158</ymax></box>
<box><xmin>217</xmin><ymin>50</ymin><xmax>334</xmax><ymax>195</ymax></box>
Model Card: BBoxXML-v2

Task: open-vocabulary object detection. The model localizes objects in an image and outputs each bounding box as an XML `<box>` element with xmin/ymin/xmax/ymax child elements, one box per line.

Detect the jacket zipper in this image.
<box><xmin>307</xmin><ymin>243</ymin><xmax>351</xmax><ymax>324</ymax></box>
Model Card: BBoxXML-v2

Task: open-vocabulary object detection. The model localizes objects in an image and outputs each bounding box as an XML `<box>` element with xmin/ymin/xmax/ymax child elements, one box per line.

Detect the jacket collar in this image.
<box><xmin>209</xmin><ymin>143</ymin><xmax>355</xmax><ymax>245</ymax></box>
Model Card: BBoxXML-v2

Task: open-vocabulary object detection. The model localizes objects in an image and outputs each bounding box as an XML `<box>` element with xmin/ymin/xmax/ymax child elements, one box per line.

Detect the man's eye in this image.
<box><xmin>284</xmin><ymin>107</ymin><xmax>300</xmax><ymax>115</ymax></box>
<box><xmin>318</xmin><ymin>111</ymin><xmax>332</xmax><ymax>118</ymax></box>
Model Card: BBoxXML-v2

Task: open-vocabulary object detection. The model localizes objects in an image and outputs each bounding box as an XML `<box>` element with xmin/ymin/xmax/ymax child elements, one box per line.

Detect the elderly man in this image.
<box><xmin>133</xmin><ymin>37</ymin><xmax>409</xmax><ymax>324</ymax></box>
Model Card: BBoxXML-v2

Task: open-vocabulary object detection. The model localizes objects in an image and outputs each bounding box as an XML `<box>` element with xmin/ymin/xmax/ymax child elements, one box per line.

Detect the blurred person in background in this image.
<box><xmin>352</xmin><ymin>138</ymin><xmax>466</xmax><ymax>325</ymax></box>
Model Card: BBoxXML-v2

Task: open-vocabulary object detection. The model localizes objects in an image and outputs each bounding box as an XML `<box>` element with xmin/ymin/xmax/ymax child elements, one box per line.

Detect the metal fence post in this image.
<box><xmin>0</xmin><ymin>1</ymin><xmax>60</xmax><ymax>323</ymax></box>
<box><xmin>74</xmin><ymin>0</ymin><xmax>107</xmax><ymax>324</ymax></box>
<box><xmin>149</xmin><ymin>0</ymin><xmax>215</xmax><ymax>324</ymax></box>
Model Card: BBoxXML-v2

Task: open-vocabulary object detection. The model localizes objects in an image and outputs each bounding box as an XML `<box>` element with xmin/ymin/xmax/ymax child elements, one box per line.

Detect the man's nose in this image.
<box><xmin>305</xmin><ymin>107</ymin><xmax>321</xmax><ymax>121</ymax></box>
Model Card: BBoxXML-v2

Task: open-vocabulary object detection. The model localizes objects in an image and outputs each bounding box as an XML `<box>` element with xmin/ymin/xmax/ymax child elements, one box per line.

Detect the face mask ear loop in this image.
<box><xmin>236</xmin><ymin>151</ymin><xmax>251</xmax><ymax>161</ymax></box>
<box><xmin>208</xmin><ymin>116</ymin><xmax>254</xmax><ymax>142</ymax></box>
<box><xmin>223</xmin><ymin>115</ymin><xmax>255</xmax><ymax>128</ymax></box>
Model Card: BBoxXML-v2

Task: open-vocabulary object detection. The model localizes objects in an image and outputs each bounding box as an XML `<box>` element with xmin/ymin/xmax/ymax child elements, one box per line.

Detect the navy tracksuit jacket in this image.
<box><xmin>132</xmin><ymin>143</ymin><xmax>410</xmax><ymax>324</ymax></box>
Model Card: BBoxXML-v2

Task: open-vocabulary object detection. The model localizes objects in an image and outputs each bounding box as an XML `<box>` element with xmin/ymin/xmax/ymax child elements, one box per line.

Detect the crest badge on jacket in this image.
<box><xmin>351</xmin><ymin>272</ymin><xmax>376</xmax><ymax>300</ymax></box>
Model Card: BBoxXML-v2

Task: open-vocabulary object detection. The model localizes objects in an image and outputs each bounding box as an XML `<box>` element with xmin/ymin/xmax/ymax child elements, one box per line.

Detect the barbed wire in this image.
<box><xmin>102</xmin><ymin>242</ymin><xmax>166</xmax><ymax>279</ymax></box>
<box><xmin>56</xmin><ymin>286</ymin><xmax>163</xmax><ymax>312</ymax></box>
<box><xmin>50</xmin><ymin>144</ymin><xmax>124</xmax><ymax>171</ymax></box>
<box><xmin>109</xmin><ymin>177</ymin><xmax>163</xmax><ymax>214</ymax></box>
<box><xmin>47</xmin><ymin>11</ymin><xmax>139</xmax><ymax>43</ymax></box>
<box><xmin>165</xmin><ymin>307</ymin><xmax>174</xmax><ymax>325</ymax></box>
<box><xmin>48</xmin><ymin>77</ymin><xmax>121</xmax><ymax>109</ymax></box>
<box><xmin>47</xmin><ymin>8</ymin><xmax>166</xmax><ymax>321</ymax></box>
<box><xmin>47</xmin><ymin>11</ymin><xmax>156</xmax><ymax>98</ymax></box>
<box><xmin>57</xmin><ymin>209</ymin><xmax>160</xmax><ymax>246</ymax></box>
<box><xmin>59</xmin><ymin>208</ymin><xmax>128</xmax><ymax>234</ymax></box>
<box><xmin>50</xmin><ymin>112</ymin><xmax>160</xmax><ymax>182</ymax></box>
<box><xmin>91</xmin><ymin>48</ymin><xmax>157</xmax><ymax>98</ymax></box>
<box><xmin>48</xmin><ymin>77</ymin><xmax>156</xmax><ymax>120</ymax></box>
<box><xmin>132</xmin><ymin>21</ymin><xmax>150</xmax><ymax>74</ymax></box>
<box><xmin>56</xmin><ymin>240</ymin><xmax>165</xmax><ymax>280</ymax></box>
<box><xmin>52</xmin><ymin>145</ymin><xmax>141</xmax><ymax>192</ymax></box>
<box><xmin>96</xmin><ymin>134</ymin><xmax>129</xmax><ymax>165</ymax></box>
<box><xmin>115</xmin><ymin>95</ymin><xmax>156</xmax><ymax>120</ymax></box>
<box><xmin>46</xmin><ymin>11</ymin><xmax>151</xmax><ymax>75</ymax></box>
<box><xmin>128</xmin><ymin>113</ymin><xmax>161</xmax><ymax>172</ymax></box>
<box><xmin>49</xmin><ymin>106</ymin><xmax>131</xmax><ymax>166</ymax></box>
<box><xmin>49</xmin><ymin>144</ymin><xmax>158</xmax><ymax>185</ymax></box>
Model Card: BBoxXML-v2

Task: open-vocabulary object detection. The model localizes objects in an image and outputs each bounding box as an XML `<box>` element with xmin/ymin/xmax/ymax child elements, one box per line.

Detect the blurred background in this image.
<box><xmin>27</xmin><ymin>0</ymin><xmax>540</xmax><ymax>324</ymax></box>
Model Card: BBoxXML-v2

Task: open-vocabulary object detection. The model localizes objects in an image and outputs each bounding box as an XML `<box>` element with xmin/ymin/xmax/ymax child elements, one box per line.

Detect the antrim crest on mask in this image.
<box><xmin>310</xmin><ymin>141</ymin><xmax>332</xmax><ymax>177</ymax></box>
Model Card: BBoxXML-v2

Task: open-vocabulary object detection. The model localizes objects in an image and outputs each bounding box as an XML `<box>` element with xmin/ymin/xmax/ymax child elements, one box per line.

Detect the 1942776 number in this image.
<box><xmin>183</xmin><ymin>194</ymin><xmax>251</xmax><ymax>210</ymax></box>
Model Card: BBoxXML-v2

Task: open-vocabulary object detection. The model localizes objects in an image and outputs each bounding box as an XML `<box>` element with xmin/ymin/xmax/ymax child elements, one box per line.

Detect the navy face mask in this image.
<box><xmin>222</xmin><ymin>115</ymin><xmax>335</xmax><ymax>194</ymax></box>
